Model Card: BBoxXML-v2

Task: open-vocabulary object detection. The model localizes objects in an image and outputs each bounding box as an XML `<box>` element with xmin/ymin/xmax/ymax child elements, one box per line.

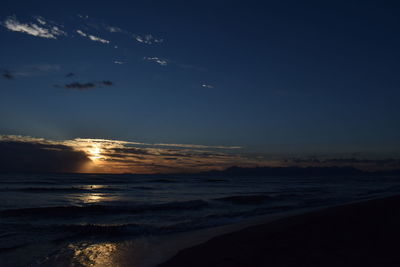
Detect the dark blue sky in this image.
<box><xmin>1</xmin><ymin>0</ymin><xmax>400</xmax><ymax>158</ymax></box>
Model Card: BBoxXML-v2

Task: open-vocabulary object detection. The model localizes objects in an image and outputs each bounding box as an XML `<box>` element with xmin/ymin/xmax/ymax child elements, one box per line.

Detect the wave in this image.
<box><xmin>148</xmin><ymin>178</ymin><xmax>177</xmax><ymax>183</ymax></box>
<box><xmin>53</xmin><ymin>223</ymin><xmax>161</xmax><ymax>239</ymax></box>
<box><xmin>20</xmin><ymin>220</ymin><xmax>215</xmax><ymax>244</ymax></box>
<box><xmin>205</xmin><ymin>205</ymin><xmax>295</xmax><ymax>220</ymax></box>
<box><xmin>0</xmin><ymin>243</ymin><xmax>29</xmax><ymax>253</ymax></box>
<box><xmin>130</xmin><ymin>186</ymin><xmax>155</xmax><ymax>190</ymax></box>
<box><xmin>214</xmin><ymin>194</ymin><xmax>271</xmax><ymax>205</ymax></box>
<box><xmin>0</xmin><ymin>200</ymin><xmax>208</xmax><ymax>218</ymax></box>
<box><xmin>202</xmin><ymin>178</ymin><xmax>227</xmax><ymax>183</ymax></box>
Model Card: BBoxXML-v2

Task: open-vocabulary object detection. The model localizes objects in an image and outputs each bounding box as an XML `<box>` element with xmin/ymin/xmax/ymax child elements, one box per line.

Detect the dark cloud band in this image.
<box><xmin>0</xmin><ymin>141</ymin><xmax>90</xmax><ymax>173</ymax></box>
<box><xmin>55</xmin><ymin>80</ymin><xmax>114</xmax><ymax>90</ymax></box>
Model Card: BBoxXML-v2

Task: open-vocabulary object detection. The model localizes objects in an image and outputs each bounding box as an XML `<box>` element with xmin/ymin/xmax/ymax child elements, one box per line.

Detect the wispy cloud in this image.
<box><xmin>72</xmin><ymin>138</ymin><xmax>241</xmax><ymax>150</ymax></box>
<box><xmin>150</xmin><ymin>143</ymin><xmax>241</xmax><ymax>150</ymax></box>
<box><xmin>143</xmin><ymin>57</ymin><xmax>168</xmax><ymax>66</ymax></box>
<box><xmin>202</xmin><ymin>84</ymin><xmax>214</xmax><ymax>89</ymax></box>
<box><xmin>17</xmin><ymin>64</ymin><xmax>60</xmax><ymax>77</ymax></box>
<box><xmin>104</xmin><ymin>23</ymin><xmax>163</xmax><ymax>45</ymax></box>
<box><xmin>35</xmin><ymin>17</ymin><xmax>47</xmax><ymax>25</ymax></box>
<box><xmin>113</xmin><ymin>60</ymin><xmax>125</xmax><ymax>65</ymax></box>
<box><xmin>77</xmin><ymin>14</ymin><xmax>89</xmax><ymax>19</ymax></box>
<box><xmin>76</xmin><ymin>29</ymin><xmax>110</xmax><ymax>44</ymax></box>
<box><xmin>26</xmin><ymin>64</ymin><xmax>60</xmax><ymax>73</ymax></box>
<box><xmin>134</xmin><ymin>34</ymin><xmax>163</xmax><ymax>44</ymax></box>
<box><xmin>2</xmin><ymin>16</ymin><xmax>66</xmax><ymax>39</ymax></box>
<box><xmin>55</xmin><ymin>80</ymin><xmax>114</xmax><ymax>90</ymax></box>
<box><xmin>106</xmin><ymin>26</ymin><xmax>123</xmax><ymax>33</ymax></box>
<box><xmin>1</xmin><ymin>64</ymin><xmax>61</xmax><ymax>78</ymax></box>
<box><xmin>105</xmin><ymin>24</ymin><xmax>163</xmax><ymax>44</ymax></box>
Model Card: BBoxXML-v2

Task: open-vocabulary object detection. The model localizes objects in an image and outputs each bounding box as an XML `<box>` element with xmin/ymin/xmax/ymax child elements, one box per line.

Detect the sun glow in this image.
<box><xmin>87</xmin><ymin>144</ymin><xmax>103</xmax><ymax>161</ymax></box>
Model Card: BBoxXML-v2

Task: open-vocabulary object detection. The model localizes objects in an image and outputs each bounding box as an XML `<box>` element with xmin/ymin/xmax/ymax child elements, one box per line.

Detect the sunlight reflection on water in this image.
<box><xmin>80</xmin><ymin>193</ymin><xmax>105</xmax><ymax>203</ymax></box>
<box><xmin>70</xmin><ymin>243</ymin><xmax>118</xmax><ymax>267</ymax></box>
<box><xmin>72</xmin><ymin>185</ymin><xmax>115</xmax><ymax>204</ymax></box>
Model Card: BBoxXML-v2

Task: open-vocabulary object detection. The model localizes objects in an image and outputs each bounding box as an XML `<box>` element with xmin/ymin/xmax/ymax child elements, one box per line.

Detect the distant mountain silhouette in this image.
<box><xmin>202</xmin><ymin>166</ymin><xmax>397</xmax><ymax>177</ymax></box>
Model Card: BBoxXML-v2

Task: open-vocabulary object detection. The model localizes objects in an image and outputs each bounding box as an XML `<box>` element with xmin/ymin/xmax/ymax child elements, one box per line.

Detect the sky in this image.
<box><xmin>1</xmin><ymin>0</ymin><xmax>400</xmax><ymax>173</ymax></box>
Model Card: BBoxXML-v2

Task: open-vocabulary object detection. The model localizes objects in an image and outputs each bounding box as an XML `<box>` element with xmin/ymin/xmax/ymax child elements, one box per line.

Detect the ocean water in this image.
<box><xmin>1</xmin><ymin>172</ymin><xmax>400</xmax><ymax>266</ymax></box>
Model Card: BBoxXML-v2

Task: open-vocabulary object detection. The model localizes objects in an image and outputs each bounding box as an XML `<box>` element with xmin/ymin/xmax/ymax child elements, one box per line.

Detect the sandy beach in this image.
<box><xmin>159</xmin><ymin>195</ymin><xmax>400</xmax><ymax>267</ymax></box>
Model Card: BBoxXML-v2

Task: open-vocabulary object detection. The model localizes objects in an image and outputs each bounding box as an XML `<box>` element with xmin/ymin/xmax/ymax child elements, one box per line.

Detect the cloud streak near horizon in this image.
<box><xmin>0</xmin><ymin>135</ymin><xmax>247</xmax><ymax>173</ymax></box>
<box><xmin>0</xmin><ymin>135</ymin><xmax>398</xmax><ymax>174</ymax></box>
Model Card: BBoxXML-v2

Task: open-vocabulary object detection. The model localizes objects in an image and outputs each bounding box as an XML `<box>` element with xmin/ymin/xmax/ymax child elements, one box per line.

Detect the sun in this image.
<box><xmin>87</xmin><ymin>144</ymin><xmax>102</xmax><ymax>161</ymax></box>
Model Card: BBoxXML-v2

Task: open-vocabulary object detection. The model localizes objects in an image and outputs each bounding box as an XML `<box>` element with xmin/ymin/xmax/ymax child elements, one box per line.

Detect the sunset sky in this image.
<box><xmin>1</xmin><ymin>1</ymin><xmax>400</xmax><ymax>173</ymax></box>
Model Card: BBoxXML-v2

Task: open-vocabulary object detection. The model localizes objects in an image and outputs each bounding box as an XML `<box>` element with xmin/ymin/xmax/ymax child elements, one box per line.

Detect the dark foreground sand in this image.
<box><xmin>159</xmin><ymin>195</ymin><xmax>400</xmax><ymax>267</ymax></box>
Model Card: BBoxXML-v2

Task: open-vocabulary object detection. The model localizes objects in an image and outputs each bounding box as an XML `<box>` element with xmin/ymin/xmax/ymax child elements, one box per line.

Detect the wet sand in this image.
<box><xmin>159</xmin><ymin>195</ymin><xmax>400</xmax><ymax>267</ymax></box>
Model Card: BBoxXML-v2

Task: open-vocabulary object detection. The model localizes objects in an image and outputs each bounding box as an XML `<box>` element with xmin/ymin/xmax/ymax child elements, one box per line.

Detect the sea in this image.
<box><xmin>1</xmin><ymin>172</ymin><xmax>400</xmax><ymax>267</ymax></box>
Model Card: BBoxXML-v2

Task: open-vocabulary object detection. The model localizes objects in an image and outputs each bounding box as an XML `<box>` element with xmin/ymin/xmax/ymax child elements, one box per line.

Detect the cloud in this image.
<box><xmin>0</xmin><ymin>139</ymin><xmax>90</xmax><ymax>173</ymax></box>
<box><xmin>102</xmin><ymin>80</ymin><xmax>113</xmax><ymax>86</ymax></box>
<box><xmin>2</xmin><ymin>16</ymin><xmax>66</xmax><ymax>39</ymax></box>
<box><xmin>77</xmin><ymin>14</ymin><xmax>89</xmax><ymax>19</ymax></box>
<box><xmin>143</xmin><ymin>57</ymin><xmax>168</xmax><ymax>66</ymax></box>
<box><xmin>0</xmin><ymin>64</ymin><xmax>61</xmax><ymax>79</ymax></box>
<box><xmin>55</xmin><ymin>80</ymin><xmax>114</xmax><ymax>90</ymax></box>
<box><xmin>27</xmin><ymin>64</ymin><xmax>60</xmax><ymax>73</ymax></box>
<box><xmin>76</xmin><ymin>29</ymin><xmax>110</xmax><ymax>44</ymax></box>
<box><xmin>34</xmin><ymin>16</ymin><xmax>65</xmax><ymax>34</ymax></box>
<box><xmin>106</xmin><ymin>26</ymin><xmax>123</xmax><ymax>33</ymax></box>
<box><xmin>151</xmin><ymin>143</ymin><xmax>241</xmax><ymax>150</ymax></box>
<box><xmin>113</xmin><ymin>61</ymin><xmax>125</xmax><ymax>65</ymax></box>
<box><xmin>88</xmin><ymin>35</ymin><xmax>110</xmax><ymax>44</ymax></box>
<box><xmin>151</xmin><ymin>58</ymin><xmax>206</xmax><ymax>72</ymax></box>
<box><xmin>3</xmin><ymin>14</ymin><xmax>166</xmax><ymax>53</ymax></box>
<box><xmin>284</xmin><ymin>157</ymin><xmax>400</xmax><ymax>171</ymax></box>
<box><xmin>1</xmin><ymin>70</ymin><xmax>13</xmax><ymax>79</ymax></box>
<box><xmin>36</xmin><ymin>17</ymin><xmax>47</xmax><ymax>25</ymax></box>
<box><xmin>111</xmin><ymin>147</ymin><xmax>151</xmax><ymax>156</ymax></box>
<box><xmin>104</xmin><ymin>24</ymin><xmax>163</xmax><ymax>45</ymax></box>
<box><xmin>0</xmin><ymin>135</ymin><xmax>247</xmax><ymax>174</ymax></box>
<box><xmin>12</xmin><ymin>64</ymin><xmax>61</xmax><ymax>77</ymax></box>
<box><xmin>202</xmin><ymin>84</ymin><xmax>214</xmax><ymax>89</ymax></box>
<box><xmin>1</xmin><ymin>135</ymin><xmax>399</xmax><ymax>174</ymax></box>
<box><xmin>73</xmin><ymin>138</ymin><xmax>241</xmax><ymax>150</ymax></box>
<box><xmin>64</xmin><ymin>82</ymin><xmax>96</xmax><ymax>90</ymax></box>
<box><xmin>135</xmin><ymin>34</ymin><xmax>163</xmax><ymax>44</ymax></box>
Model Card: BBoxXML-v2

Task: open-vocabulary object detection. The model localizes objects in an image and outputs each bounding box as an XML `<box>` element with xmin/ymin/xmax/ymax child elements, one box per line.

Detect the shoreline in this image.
<box><xmin>158</xmin><ymin>195</ymin><xmax>400</xmax><ymax>267</ymax></box>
